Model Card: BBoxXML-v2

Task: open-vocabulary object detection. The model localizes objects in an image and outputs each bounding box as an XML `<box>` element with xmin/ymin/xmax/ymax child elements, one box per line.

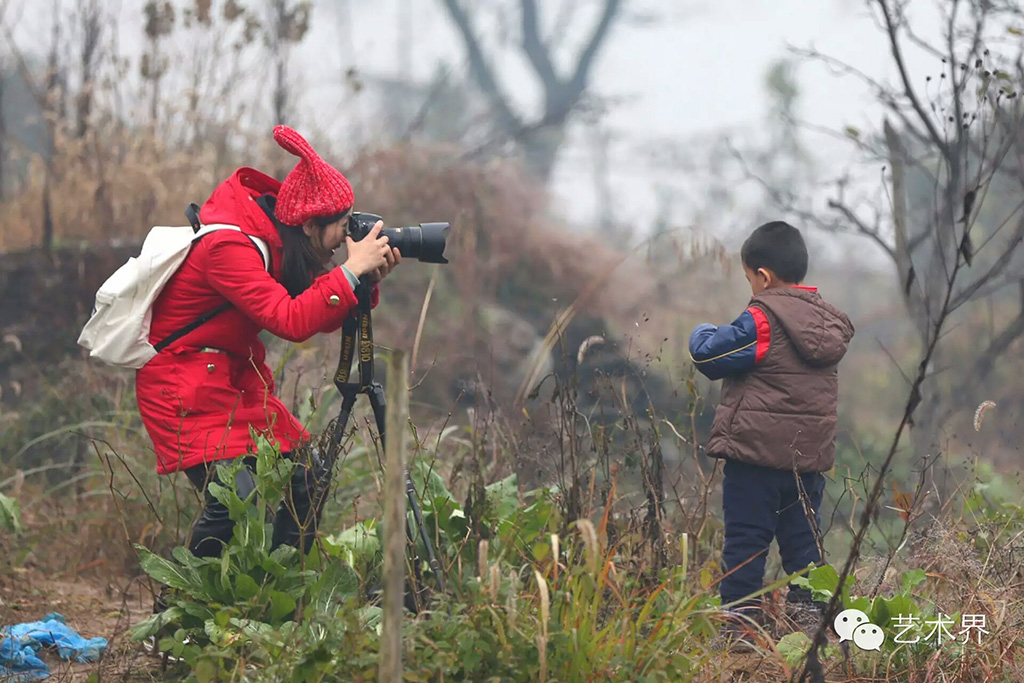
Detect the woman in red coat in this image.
<box><xmin>136</xmin><ymin>125</ymin><xmax>400</xmax><ymax>558</ymax></box>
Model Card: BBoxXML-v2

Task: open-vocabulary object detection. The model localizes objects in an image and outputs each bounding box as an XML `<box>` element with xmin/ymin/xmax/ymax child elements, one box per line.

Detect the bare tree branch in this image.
<box><xmin>952</xmin><ymin>206</ymin><xmax>1024</xmax><ymax>309</ymax></box>
<box><xmin>521</xmin><ymin>0</ymin><xmax>559</xmax><ymax>95</ymax></box>
<box><xmin>877</xmin><ymin>0</ymin><xmax>951</xmax><ymax>156</ymax></box>
<box><xmin>947</xmin><ymin>0</ymin><xmax>966</xmax><ymax>152</ymax></box>
<box><xmin>0</xmin><ymin>11</ymin><xmax>46</xmax><ymax>108</ymax></box>
<box><xmin>902</xmin><ymin>21</ymin><xmax>950</xmax><ymax>62</ymax></box>
<box><xmin>440</xmin><ymin>0</ymin><xmax>623</xmax><ymax>181</ymax></box>
<box><xmin>826</xmin><ymin>197</ymin><xmax>896</xmax><ymax>260</ymax></box>
<box><xmin>960</xmin><ymin>272</ymin><xmax>1024</xmax><ymax>301</ymax></box>
<box><xmin>548</xmin><ymin>0</ymin><xmax>579</xmax><ymax>51</ymax></box>
<box><xmin>74</xmin><ymin>0</ymin><xmax>103</xmax><ymax>138</ymax></box>
<box><xmin>790</xmin><ymin>45</ymin><xmax>935</xmax><ymax>150</ymax></box>
<box><xmin>884</xmin><ymin>119</ymin><xmax>926</xmax><ymax>316</ymax></box>
<box><xmin>563</xmin><ymin>0</ymin><xmax>621</xmax><ymax>114</ymax></box>
<box><xmin>439</xmin><ymin>0</ymin><xmax>523</xmax><ymax>136</ymax></box>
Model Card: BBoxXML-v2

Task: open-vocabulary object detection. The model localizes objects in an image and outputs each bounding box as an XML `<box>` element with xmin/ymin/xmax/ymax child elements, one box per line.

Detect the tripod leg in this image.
<box><xmin>364</xmin><ymin>383</ymin><xmax>426</xmax><ymax>608</ymax></box>
<box><xmin>367</xmin><ymin>383</ymin><xmax>447</xmax><ymax>596</ymax></box>
<box><xmin>328</xmin><ymin>390</ymin><xmax>359</xmax><ymax>462</ymax></box>
<box><xmin>310</xmin><ymin>390</ymin><xmax>359</xmax><ymax>519</ymax></box>
<box><xmin>404</xmin><ymin>469</ymin><xmax>448</xmax><ymax>594</ymax></box>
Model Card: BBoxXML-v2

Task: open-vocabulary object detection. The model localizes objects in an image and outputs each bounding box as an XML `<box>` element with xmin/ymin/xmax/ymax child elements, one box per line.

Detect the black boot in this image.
<box><xmin>152</xmin><ymin>586</ymin><xmax>170</xmax><ymax>614</ymax></box>
<box><xmin>272</xmin><ymin>450</ymin><xmax>331</xmax><ymax>554</ymax></box>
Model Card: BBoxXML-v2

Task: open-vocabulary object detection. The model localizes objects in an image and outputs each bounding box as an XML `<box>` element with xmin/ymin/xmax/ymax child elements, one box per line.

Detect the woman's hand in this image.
<box><xmin>343</xmin><ymin>220</ymin><xmax>391</xmax><ymax>278</ymax></box>
<box><xmin>366</xmin><ymin>246</ymin><xmax>402</xmax><ymax>283</ymax></box>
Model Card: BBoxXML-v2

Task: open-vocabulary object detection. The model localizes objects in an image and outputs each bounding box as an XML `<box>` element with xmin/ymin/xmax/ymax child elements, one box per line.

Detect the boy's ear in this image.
<box><xmin>758</xmin><ymin>267</ymin><xmax>773</xmax><ymax>287</ymax></box>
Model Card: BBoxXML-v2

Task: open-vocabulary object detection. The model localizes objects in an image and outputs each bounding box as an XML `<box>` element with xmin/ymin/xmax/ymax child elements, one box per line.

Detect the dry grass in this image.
<box><xmin>4</xmin><ymin>447</ymin><xmax>1022</xmax><ymax>682</ymax></box>
<box><xmin>2</xmin><ymin>129</ymin><xmax>1023</xmax><ymax>682</ymax></box>
<box><xmin>0</xmin><ymin>125</ymin><xmax>240</xmax><ymax>252</ymax></box>
<box><xmin>2</xmin><ymin>350</ymin><xmax>1022</xmax><ymax>682</ymax></box>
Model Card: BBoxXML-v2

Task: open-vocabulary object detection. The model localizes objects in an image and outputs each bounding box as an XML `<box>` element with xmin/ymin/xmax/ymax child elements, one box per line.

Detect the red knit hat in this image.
<box><xmin>273</xmin><ymin>125</ymin><xmax>355</xmax><ymax>226</ymax></box>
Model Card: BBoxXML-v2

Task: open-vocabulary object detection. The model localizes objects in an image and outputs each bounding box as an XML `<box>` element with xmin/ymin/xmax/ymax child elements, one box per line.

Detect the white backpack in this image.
<box><xmin>77</xmin><ymin>222</ymin><xmax>269</xmax><ymax>369</ymax></box>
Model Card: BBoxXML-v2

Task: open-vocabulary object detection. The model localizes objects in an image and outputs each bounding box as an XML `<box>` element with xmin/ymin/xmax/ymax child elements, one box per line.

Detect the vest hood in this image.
<box><xmin>753</xmin><ymin>288</ymin><xmax>855</xmax><ymax>367</ymax></box>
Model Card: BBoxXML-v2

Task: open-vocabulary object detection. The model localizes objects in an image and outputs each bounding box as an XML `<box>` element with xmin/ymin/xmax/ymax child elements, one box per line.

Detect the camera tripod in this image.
<box><xmin>319</xmin><ymin>278</ymin><xmax>447</xmax><ymax>604</ymax></box>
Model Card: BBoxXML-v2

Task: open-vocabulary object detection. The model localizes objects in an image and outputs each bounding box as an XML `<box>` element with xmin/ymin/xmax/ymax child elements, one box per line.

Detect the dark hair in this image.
<box><xmin>740</xmin><ymin>220</ymin><xmax>808</xmax><ymax>284</ymax></box>
<box><xmin>256</xmin><ymin>194</ymin><xmax>350</xmax><ymax>297</ymax></box>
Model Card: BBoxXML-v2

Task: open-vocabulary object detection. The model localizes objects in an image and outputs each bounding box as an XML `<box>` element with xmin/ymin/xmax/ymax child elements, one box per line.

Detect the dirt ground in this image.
<box><xmin>0</xmin><ymin>565</ymin><xmax>166</xmax><ymax>682</ymax></box>
<box><xmin>0</xmin><ymin>537</ymin><xmax>873</xmax><ymax>683</ymax></box>
<box><xmin>0</xmin><ymin>565</ymin><xmax>841</xmax><ymax>683</ymax></box>
<box><xmin>0</xmin><ymin>569</ymin><xmax>849</xmax><ymax>683</ymax></box>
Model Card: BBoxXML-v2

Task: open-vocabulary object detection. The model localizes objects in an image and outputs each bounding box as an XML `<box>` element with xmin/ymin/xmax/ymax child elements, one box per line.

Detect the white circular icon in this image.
<box><xmin>852</xmin><ymin>622</ymin><xmax>885</xmax><ymax>651</ymax></box>
<box><xmin>833</xmin><ymin>608</ymin><xmax>870</xmax><ymax>642</ymax></box>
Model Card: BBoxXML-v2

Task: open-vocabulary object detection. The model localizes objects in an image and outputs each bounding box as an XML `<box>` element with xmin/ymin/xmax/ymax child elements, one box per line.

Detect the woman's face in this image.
<box><xmin>303</xmin><ymin>210</ymin><xmax>351</xmax><ymax>265</ymax></box>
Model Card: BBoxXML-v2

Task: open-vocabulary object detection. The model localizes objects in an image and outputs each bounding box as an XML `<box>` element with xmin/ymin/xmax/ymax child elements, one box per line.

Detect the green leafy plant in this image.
<box><xmin>0</xmin><ymin>491</ymin><xmax>21</xmax><ymax>533</ymax></box>
<box><xmin>129</xmin><ymin>435</ymin><xmax>365</xmax><ymax>673</ymax></box>
<box><xmin>790</xmin><ymin>562</ymin><xmax>972</xmax><ymax>671</ymax></box>
<box><xmin>129</xmin><ymin>426</ymin><xmax>737</xmax><ymax>681</ymax></box>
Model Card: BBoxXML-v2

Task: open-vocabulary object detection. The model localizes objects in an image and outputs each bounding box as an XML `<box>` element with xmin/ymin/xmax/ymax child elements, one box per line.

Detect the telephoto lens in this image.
<box><xmin>348</xmin><ymin>212</ymin><xmax>451</xmax><ymax>264</ymax></box>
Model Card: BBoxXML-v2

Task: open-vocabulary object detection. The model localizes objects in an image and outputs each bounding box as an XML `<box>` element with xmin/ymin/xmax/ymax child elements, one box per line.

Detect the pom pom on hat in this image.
<box><xmin>273</xmin><ymin>125</ymin><xmax>354</xmax><ymax>226</ymax></box>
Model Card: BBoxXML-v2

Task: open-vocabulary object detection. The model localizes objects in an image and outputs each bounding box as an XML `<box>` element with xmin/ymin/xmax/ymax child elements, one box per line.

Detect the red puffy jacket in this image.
<box><xmin>136</xmin><ymin>167</ymin><xmax>376</xmax><ymax>474</ymax></box>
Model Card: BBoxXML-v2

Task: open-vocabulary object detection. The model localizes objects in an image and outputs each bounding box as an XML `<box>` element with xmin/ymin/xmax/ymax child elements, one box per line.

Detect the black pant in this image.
<box><xmin>720</xmin><ymin>458</ymin><xmax>825</xmax><ymax>611</ymax></box>
<box><xmin>183</xmin><ymin>451</ymin><xmax>329</xmax><ymax>558</ymax></box>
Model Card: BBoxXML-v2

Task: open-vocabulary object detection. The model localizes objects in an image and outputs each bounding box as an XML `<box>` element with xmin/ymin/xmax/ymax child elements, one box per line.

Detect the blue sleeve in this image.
<box><xmin>340</xmin><ymin>264</ymin><xmax>361</xmax><ymax>290</ymax></box>
<box><xmin>688</xmin><ymin>309</ymin><xmax>766</xmax><ymax>380</ymax></box>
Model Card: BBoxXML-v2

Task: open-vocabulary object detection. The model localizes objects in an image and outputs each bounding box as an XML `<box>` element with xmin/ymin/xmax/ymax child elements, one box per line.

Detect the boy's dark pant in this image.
<box><xmin>183</xmin><ymin>451</ymin><xmax>328</xmax><ymax>558</ymax></box>
<box><xmin>720</xmin><ymin>458</ymin><xmax>825</xmax><ymax>611</ymax></box>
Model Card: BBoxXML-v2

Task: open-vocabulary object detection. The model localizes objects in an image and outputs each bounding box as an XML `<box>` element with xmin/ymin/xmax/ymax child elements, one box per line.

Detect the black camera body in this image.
<box><xmin>348</xmin><ymin>212</ymin><xmax>450</xmax><ymax>264</ymax></box>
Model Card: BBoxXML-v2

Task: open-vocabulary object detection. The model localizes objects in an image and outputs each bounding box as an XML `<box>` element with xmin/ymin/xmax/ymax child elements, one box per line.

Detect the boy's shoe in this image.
<box><xmin>709</xmin><ymin>608</ymin><xmax>766</xmax><ymax>653</ymax></box>
<box><xmin>142</xmin><ymin>635</ymin><xmax>189</xmax><ymax>664</ymax></box>
<box><xmin>784</xmin><ymin>599</ymin><xmax>827</xmax><ymax>636</ymax></box>
<box><xmin>709</xmin><ymin>622</ymin><xmax>760</xmax><ymax>653</ymax></box>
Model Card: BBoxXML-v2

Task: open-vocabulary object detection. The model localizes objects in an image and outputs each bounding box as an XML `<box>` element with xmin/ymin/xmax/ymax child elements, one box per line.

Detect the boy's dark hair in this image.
<box><xmin>741</xmin><ymin>221</ymin><xmax>808</xmax><ymax>283</ymax></box>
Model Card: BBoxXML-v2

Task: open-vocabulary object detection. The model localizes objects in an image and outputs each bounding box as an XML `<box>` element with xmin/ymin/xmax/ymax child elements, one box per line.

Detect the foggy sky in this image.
<box><xmin>297</xmin><ymin>0</ymin><xmax>947</xmax><ymax>258</ymax></box>
<box><xmin>7</xmin><ymin>0</ymin><xmax>959</xmax><ymax>270</ymax></box>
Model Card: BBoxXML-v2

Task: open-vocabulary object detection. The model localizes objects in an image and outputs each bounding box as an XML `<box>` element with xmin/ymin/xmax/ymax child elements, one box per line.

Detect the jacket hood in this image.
<box><xmin>198</xmin><ymin>167</ymin><xmax>284</xmax><ymax>250</ymax></box>
<box><xmin>753</xmin><ymin>287</ymin><xmax>854</xmax><ymax>366</ymax></box>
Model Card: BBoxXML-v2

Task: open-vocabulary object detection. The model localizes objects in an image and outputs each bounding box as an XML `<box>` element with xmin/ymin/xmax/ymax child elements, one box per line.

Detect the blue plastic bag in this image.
<box><xmin>0</xmin><ymin>632</ymin><xmax>48</xmax><ymax>681</ymax></box>
<box><xmin>0</xmin><ymin>612</ymin><xmax>108</xmax><ymax>681</ymax></box>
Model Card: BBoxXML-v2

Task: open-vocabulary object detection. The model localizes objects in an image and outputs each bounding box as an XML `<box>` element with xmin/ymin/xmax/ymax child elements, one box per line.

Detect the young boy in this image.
<box><xmin>689</xmin><ymin>221</ymin><xmax>854</xmax><ymax>637</ymax></box>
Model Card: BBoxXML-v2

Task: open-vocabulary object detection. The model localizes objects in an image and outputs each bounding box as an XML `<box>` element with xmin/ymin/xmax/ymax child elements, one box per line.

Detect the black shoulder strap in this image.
<box><xmin>185</xmin><ymin>203</ymin><xmax>202</xmax><ymax>233</ymax></box>
<box><xmin>154</xmin><ymin>212</ymin><xmax>270</xmax><ymax>353</ymax></box>
<box><xmin>154</xmin><ymin>303</ymin><xmax>233</xmax><ymax>352</ymax></box>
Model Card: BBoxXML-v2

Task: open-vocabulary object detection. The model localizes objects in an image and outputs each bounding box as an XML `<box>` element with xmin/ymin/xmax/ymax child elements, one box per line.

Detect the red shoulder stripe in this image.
<box><xmin>747</xmin><ymin>306</ymin><xmax>770</xmax><ymax>363</ymax></box>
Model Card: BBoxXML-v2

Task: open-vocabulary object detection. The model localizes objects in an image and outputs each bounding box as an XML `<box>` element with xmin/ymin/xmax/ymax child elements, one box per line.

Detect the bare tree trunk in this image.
<box><xmin>440</xmin><ymin>0</ymin><xmax>623</xmax><ymax>186</ymax></box>
<box><xmin>42</xmin><ymin>171</ymin><xmax>54</xmax><ymax>252</ymax></box>
<box><xmin>149</xmin><ymin>45</ymin><xmax>162</xmax><ymax>127</ymax></box>
<box><xmin>0</xmin><ymin>67</ymin><xmax>6</xmax><ymax>200</ymax></box>
<box><xmin>273</xmin><ymin>53</ymin><xmax>287</xmax><ymax>127</ymax></box>
<box><xmin>267</xmin><ymin>0</ymin><xmax>313</xmax><ymax>173</ymax></box>
<box><xmin>521</xmin><ymin>125</ymin><xmax>564</xmax><ymax>185</ymax></box>
<box><xmin>75</xmin><ymin>0</ymin><xmax>101</xmax><ymax>139</ymax></box>
<box><xmin>270</xmin><ymin>0</ymin><xmax>287</xmax><ymax>127</ymax></box>
<box><xmin>142</xmin><ymin>0</ymin><xmax>174</xmax><ymax>128</ymax></box>
<box><xmin>42</xmin><ymin>7</ymin><xmax>63</xmax><ymax>253</ymax></box>
<box><xmin>886</xmin><ymin>121</ymin><xmax>945</xmax><ymax>458</ymax></box>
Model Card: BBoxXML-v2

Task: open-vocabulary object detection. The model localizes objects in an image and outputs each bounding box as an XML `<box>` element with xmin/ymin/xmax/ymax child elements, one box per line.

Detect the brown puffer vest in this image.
<box><xmin>705</xmin><ymin>287</ymin><xmax>855</xmax><ymax>472</ymax></box>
